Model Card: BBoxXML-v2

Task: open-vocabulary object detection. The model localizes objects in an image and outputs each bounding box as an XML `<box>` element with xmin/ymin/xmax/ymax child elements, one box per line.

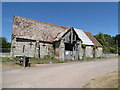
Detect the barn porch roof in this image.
<box><xmin>83</xmin><ymin>31</ymin><xmax>102</xmax><ymax>47</ymax></box>
<box><xmin>74</xmin><ymin>28</ymin><xmax>94</xmax><ymax>45</ymax></box>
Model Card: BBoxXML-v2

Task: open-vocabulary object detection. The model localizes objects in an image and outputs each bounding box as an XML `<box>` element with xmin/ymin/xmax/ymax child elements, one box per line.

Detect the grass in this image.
<box><xmin>1</xmin><ymin>57</ymin><xmax>68</xmax><ymax>64</ymax></box>
<box><xmin>2</xmin><ymin>57</ymin><xmax>17</xmax><ymax>62</ymax></box>
<box><xmin>29</xmin><ymin>57</ymin><xmax>68</xmax><ymax>64</ymax></box>
<box><xmin>85</xmin><ymin>57</ymin><xmax>106</xmax><ymax>61</ymax></box>
<box><xmin>1</xmin><ymin>56</ymin><xmax>117</xmax><ymax>65</ymax></box>
<box><xmin>82</xmin><ymin>71</ymin><xmax>119</xmax><ymax>88</ymax></box>
<box><xmin>74</xmin><ymin>57</ymin><xmax>106</xmax><ymax>62</ymax></box>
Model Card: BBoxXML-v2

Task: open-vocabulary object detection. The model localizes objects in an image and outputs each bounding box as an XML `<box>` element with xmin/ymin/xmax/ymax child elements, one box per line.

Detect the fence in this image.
<box><xmin>0</xmin><ymin>53</ymin><xmax>11</xmax><ymax>57</ymax></box>
<box><xmin>102</xmin><ymin>53</ymin><xmax>118</xmax><ymax>58</ymax></box>
<box><xmin>0</xmin><ymin>48</ymin><xmax>11</xmax><ymax>53</ymax></box>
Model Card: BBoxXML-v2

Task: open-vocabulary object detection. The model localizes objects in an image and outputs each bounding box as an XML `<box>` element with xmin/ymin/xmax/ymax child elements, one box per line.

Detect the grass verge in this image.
<box><xmin>29</xmin><ymin>57</ymin><xmax>68</xmax><ymax>64</ymax></box>
<box><xmin>1</xmin><ymin>56</ymin><xmax>118</xmax><ymax>65</ymax></box>
<box><xmin>82</xmin><ymin>71</ymin><xmax>119</xmax><ymax>88</ymax></box>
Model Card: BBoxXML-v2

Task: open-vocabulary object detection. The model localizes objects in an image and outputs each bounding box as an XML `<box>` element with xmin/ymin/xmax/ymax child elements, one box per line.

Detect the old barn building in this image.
<box><xmin>83</xmin><ymin>31</ymin><xmax>102</xmax><ymax>58</ymax></box>
<box><xmin>74</xmin><ymin>28</ymin><xmax>94</xmax><ymax>59</ymax></box>
<box><xmin>11</xmin><ymin>16</ymin><xmax>102</xmax><ymax>60</ymax></box>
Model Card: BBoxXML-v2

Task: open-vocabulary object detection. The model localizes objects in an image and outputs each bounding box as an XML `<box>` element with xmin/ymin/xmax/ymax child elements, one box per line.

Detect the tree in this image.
<box><xmin>114</xmin><ymin>34</ymin><xmax>120</xmax><ymax>47</ymax></box>
<box><xmin>104</xmin><ymin>34</ymin><xmax>114</xmax><ymax>47</ymax></box>
<box><xmin>113</xmin><ymin>34</ymin><xmax>120</xmax><ymax>55</ymax></box>
<box><xmin>94</xmin><ymin>33</ymin><xmax>107</xmax><ymax>53</ymax></box>
<box><xmin>94</xmin><ymin>32</ymin><xmax>106</xmax><ymax>46</ymax></box>
<box><xmin>94</xmin><ymin>33</ymin><xmax>119</xmax><ymax>54</ymax></box>
<box><xmin>0</xmin><ymin>37</ymin><xmax>11</xmax><ymax>52</ymax></box>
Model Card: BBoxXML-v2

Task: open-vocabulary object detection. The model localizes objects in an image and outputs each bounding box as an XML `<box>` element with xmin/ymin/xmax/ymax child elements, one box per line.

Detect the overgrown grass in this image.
<box><xmin>85</xmin><ymin>57</ymin><xmax>107</xmax><ymax>61</ymax></box>
<box><xmin>82</xmin><ymin>71</ymin><xmax>119</xmax><ymax>88</ymax></box>
<box><xmin>29</xmin><ymin>57</ymin><xmax>68</xmax><ymax>64</ymax></box>
<box><xmin>1</xmin><ymin>56</ymin><xmax>114</xmax><ymax>64</ymax></box>
<box><xmin>2</xmin><ymin>57</ymin><xmax>17</xmax><ymax>62</ymax></box>
<box><xmin>75</xmin><ymin>57</ymin><xmax>107</xmax><ymax>62</ymax></box>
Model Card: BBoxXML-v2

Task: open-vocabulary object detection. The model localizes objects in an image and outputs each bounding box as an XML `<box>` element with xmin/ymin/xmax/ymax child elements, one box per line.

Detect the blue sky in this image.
<box><xmin>2</xmin><ymin>2</ymin><xmax>118</xmax><ymax>42</ymax></box>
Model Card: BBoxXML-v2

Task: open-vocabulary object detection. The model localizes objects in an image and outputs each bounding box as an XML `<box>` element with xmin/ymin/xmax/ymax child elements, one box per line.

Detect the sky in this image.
<box><xmin>2</xmin><ymin>2</ymin><xmax>118</xmax><ymax>42</ymax></box>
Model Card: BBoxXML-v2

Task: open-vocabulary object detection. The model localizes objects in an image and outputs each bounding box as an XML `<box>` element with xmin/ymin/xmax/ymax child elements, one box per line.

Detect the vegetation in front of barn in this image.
<box><xmin>2</xmin><ymin>57</ymin><xmax>23</xmax><ymax>67</ymax></box>
<box><xmin>74</xmin><ymin>57</ymin><xmax>106</xmax><ymax>62</ymax></box>
<box><xmin>29</xmin><ymin>57</ymin><xmax>68</xmax><ymax>64</ymax></box>
<box><xmin>2</xmin><ymin>57</ymin><xmax>68</xmax><ymax>65</ymax></box>
<box><xmin>1</xmin><ymin>56</ymin><xmax>116</xmax><ymax>68</ymax></box>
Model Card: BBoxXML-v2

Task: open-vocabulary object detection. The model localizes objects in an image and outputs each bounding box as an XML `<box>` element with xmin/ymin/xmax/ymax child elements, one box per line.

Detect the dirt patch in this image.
<box><xmin>82</xmin><ymin>71</ymin><xmax>119</xmax><ymax>88</ymax></box>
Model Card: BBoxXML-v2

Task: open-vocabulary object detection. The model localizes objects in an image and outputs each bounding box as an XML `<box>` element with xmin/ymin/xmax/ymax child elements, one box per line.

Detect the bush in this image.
<box><xmin>82</xmin><ymin>44</ymin><xmax>86</xmax><ymax>49</ymax></box>
<box><xmin>109</xmin><ymin>47</ymin><xmax>117</xmax><ymax>54</ymax></box>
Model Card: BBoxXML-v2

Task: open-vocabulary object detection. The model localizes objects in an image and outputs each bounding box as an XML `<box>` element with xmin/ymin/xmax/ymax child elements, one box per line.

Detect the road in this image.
<box><xmin>2</xmin><ymin>58</ymin><xmax>118</xmax><ymax>88</ymax></box>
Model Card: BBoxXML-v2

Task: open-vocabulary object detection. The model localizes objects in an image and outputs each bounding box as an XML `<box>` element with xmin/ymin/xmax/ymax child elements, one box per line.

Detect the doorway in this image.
<box><xmin>64</xmin><ymin>43</ymin><xmax>79</xmax><ymax>60</ymax></box>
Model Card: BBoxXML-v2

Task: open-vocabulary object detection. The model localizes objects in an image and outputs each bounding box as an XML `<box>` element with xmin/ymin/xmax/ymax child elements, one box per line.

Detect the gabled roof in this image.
<box><xmin>12</xmin><ymin>16</ymin><xmax>102</xmax><ymax>46</ymax></box>
<box><xmin>83</xmin><ymin>31</ymin><xmax>102</xmax><ymax>47</ymax></box>
<box><xmin>74</xmin><ymin>28</ymin><xmax>94</xmax><ymax>45</ymax></box>
<box><xmin>12</xmin><ymin>16</ymin><xmax>71</xmax><ymax>42</ymax></box>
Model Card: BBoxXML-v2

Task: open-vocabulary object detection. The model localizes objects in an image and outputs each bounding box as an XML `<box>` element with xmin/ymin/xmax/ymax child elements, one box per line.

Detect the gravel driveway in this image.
<box><xmin>2</xmin><ymin>58</ymin><xmax>118</xmax><ymax>88</ymax></box>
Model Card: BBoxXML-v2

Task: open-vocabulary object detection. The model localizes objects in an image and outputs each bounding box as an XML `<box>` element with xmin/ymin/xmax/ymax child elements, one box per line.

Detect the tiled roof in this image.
<box><xmin>12</xmin><ymin>16</ymin><xmax>102</xmax><ymax>46</ymax></box>
<box><xmin>12</xmin><ymin>16</ymin><xmax>71</xmax><ymax>42</ymax></box>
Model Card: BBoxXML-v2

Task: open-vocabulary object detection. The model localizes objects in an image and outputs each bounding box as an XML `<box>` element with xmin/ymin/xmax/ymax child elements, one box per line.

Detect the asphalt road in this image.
<box><xmin>2</xmin><ymin>58</ymin><xmax>118</xmax><ymax>88</ymax></box>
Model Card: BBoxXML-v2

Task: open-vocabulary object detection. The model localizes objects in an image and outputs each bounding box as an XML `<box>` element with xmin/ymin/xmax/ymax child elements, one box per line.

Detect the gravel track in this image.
<box><xmin>2</xmin><ymin>58</ymin><xmax>118</xmax><ymax>88</ymax></box>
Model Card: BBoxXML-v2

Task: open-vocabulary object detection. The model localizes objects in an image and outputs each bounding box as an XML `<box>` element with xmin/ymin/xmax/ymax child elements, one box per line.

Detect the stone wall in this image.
<box><xmin>79</xmin><ymin>42</ymin><xmax>83</xmax><ymax>59</ymax></box>
<box><xmin>96</xmin><ymin>47</ymin><xmax>103</xmax><ymax>57</ymax></box>
<box><xmin>79</xmin><ymin>45</ymin><xmax>94</xmax><ymax>59</ymax></box>
<box><xmin>11</xmin><ymin>38</ymin><xmax>53</xmax><ymax>58</ymax></box>
<box><xmin>11</xmin><ymin>38</ymin><xmax>35</xmax><ymax>57</ymax></box>
<box><xmin>86</xmin><ymin>46</ymin><xmax>94</xmax><ymax>58</ymax></box>
<box><xmin>53</xmin><ymin>40</ymin><xmax>65</xmax><ymax>60</ymax></box>
<box><xmin>102</xmin><ymin>54</ymin><xmax>118</xmax><ymax>58</ymax></box>
<box><xmin>39</xmin><ymin>43</ymin><xmax>52</xmax><ymax>58</ymax></box>
<box><xmin>59</xmin><ymin>40</ymin><xmax>65</xmax><ymax>60</ymax></box>
<box><xmin>79</xmin><ymin>45</ymin><xmax>103</xmax><ymax>58</ymax></box>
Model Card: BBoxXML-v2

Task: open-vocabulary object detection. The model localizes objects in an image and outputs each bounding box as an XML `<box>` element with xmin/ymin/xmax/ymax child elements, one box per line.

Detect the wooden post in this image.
<box><xmin>23</xmin><ymin>56</ymin><xmax>26</xmax><ymax>67</ymax></box>
<box><xmin>23</xmin><ymin>56</ymin><xmax>30</xmax><ymax>67</ymax></box>
<box><xmin>83</xmin><ymin>48</ymin><xmax>86</xmax><ymax>61</ymax></box>
<box><xmin>71</xmin><ymin>29</ymin><xmax>73</xmax><ymax>44</ymax></box>
<box><xmin>77</xmin><ymin>42</ymin><xmax>80</xmax><ymax>60</ymax></box>
<box><xmin>82</xmin><ymin>44</ymin><xmax>86</xmax><ymax>61</ymax></box>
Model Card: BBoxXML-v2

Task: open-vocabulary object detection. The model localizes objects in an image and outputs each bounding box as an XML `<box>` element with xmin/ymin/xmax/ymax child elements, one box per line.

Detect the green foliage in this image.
<box><xmin>0</xmin><ymin>37</ymin><xmax>11</xmax><ymax>52</ymax></box>
<box><xmin>2</xmin><ymin>57</ymin><xmax>17</xmax><ymax>62</ymax></box>
<box><xmin>103</xmin><ymin>46</ymin><xmax>110</xmax><ymax>53</ymax></box>
<box><xmin>94</xmin><ymin>33</ymin><xmax>119</xmax><ymax>55</ymax></box>
<box><xmin>94</xmin><ymin>32</ymin><xmax>106</xmax><ymax>46</ymax></box>
<box><xmin>82</xmin><ymin>44</ymin><xmax>86</xmax><ymax>49</ymax></box>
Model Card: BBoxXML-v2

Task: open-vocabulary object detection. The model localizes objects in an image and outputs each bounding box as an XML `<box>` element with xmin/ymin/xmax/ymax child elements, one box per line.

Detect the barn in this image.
<box><xmin>83</xmin><ymin>31</ymin><xmax>102</xmax><ymax>58</ymax></box>
<box><xmin>11</xmin><ymin>16</ymin><xmax>102</xmax><ymax>61</ymax></box>
<box><xmin>74</xmin><ymin>28</ymin><xmax>94</xmax><ymax>59</ymax></box>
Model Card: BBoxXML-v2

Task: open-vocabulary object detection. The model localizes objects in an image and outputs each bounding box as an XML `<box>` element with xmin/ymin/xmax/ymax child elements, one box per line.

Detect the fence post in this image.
<box><xmin>23</xmin><ymin>56</ymin><xmax>30</xmax><ymax>67</ymax></box>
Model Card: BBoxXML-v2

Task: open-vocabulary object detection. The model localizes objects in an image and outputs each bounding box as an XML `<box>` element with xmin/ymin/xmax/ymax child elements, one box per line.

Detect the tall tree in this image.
<box><xmin>113</xmin><ymin>34</ymin><xmax>120</xmax><ymax>55</ymax></box>
<box><xmin>94</xmin><ymin>32</ymin><xmax>106</xmax><ymax>46</ymax></box>
<box><xmin>94</xmin><ymin>33</ymin><xmax>118</xmax><ymax>54</ymax></box>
